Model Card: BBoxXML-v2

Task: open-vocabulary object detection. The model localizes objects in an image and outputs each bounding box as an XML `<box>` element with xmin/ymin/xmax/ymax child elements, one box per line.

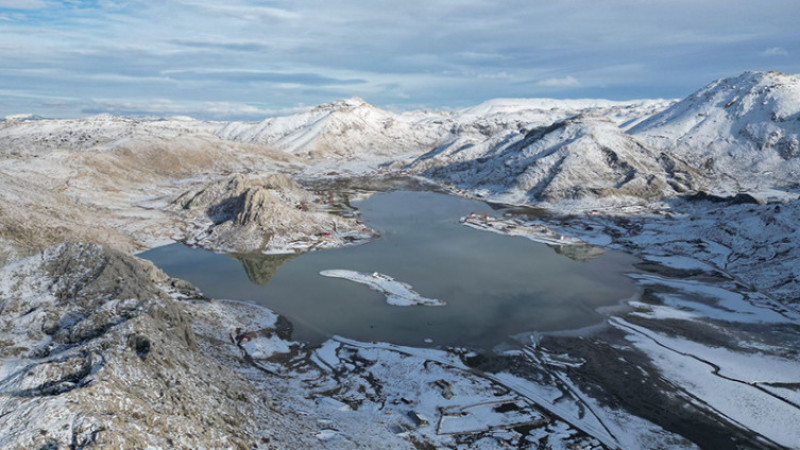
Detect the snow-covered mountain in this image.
<box><xmin>216</xmin><ymin>97</ymin><xmax>670</xmax><ymax>160</ymax></box>
<box><xmin>216</xmin><ymin>97</ymin><xmax>452</xmax><ymax>158</ymax></box>
<box><xmin>0</xmin><ymin>96</ymin><xmax>668</xmax><ymax>164</ymax></box>
<box><xmin>2</xmin><ymin>72</ymin><xmax>797</xmax><ymax>204</ymax></box>
<box><xmin>451</xmin><ymin>97</ymin><xmax>671</xmax><ymax>130</ymax></box>
<box><xmin>631</xmin><ymin>71</ymin><xmax>800</xmax><ymax>190</ymax></box>
<box><xmin>3</xmin><ymin>72</ymin><xmax>800</xmax><ymax>450</ymax></box>
<box><xmin>421</xmin><ymin>116</ymin><xmax>703</xmax><ymax>206</ymax></box>
<box><xmin>413</xmin><ymin>71</ymin><xmax>800</xmax><ymax>206</ymax></box>
<box><xmin>0</xmin><ymin>114</ymin><xmax>220</xmax><ymax>156</ymax></box>
<box><xmin>2</xmin><ymin>113</ymin><xmax>46</xmax><ymax>122</ymax></box>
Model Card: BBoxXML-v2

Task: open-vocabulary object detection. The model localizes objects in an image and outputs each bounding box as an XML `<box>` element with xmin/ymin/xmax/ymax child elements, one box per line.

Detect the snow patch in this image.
<box><xmin>320</xmin><ymin>270</ymin><xmax>445</xmax><ymax>306</ymax></box>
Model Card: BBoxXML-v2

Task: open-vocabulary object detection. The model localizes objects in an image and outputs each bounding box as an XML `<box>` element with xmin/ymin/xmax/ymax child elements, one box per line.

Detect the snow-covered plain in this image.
<box><xmin>2</xmin><ymin>70</ymin><xmax>800</xmax><ymax>448</ymax></box>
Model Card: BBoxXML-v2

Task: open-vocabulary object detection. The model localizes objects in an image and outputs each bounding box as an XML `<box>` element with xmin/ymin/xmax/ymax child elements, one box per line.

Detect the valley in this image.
<box><xmin>1</xmin><ymin>71</ymin><xmax>800</xmax><ymax>449</ymax></box>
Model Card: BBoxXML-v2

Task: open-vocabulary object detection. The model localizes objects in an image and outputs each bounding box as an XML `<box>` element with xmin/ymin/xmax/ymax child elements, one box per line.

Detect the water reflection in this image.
<box><xmin>230</xmin><ymin>253</ymin><xmax>299</xmax><ymax>285</ymax></box>
<box><xmin>551</xmin><ymin>244</ymin><xmax>605</xmax><ymax>262</ymax></box>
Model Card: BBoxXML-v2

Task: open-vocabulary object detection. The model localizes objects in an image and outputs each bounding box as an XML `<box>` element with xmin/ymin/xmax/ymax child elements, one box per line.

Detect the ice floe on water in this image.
<box><xmin>460</xmin><ymin>213</ymin><xmax>586</xmax><ymax>247</ymax></box>
<box><xmin>319</xmin><ymin>269</ymin><xmax>446</xmax><ymax>306</ymax></box>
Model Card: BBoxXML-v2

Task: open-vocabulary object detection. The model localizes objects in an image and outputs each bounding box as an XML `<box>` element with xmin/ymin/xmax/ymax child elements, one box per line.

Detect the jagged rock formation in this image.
<box><xmin>171</xmin><ymin>173</ymin><xmax>374</xmax><ymax>253</ymax></box>
<box><xmin>423</xmin><ymin>116</ymin><xmax>704</xmax><ymax>205</ymax></box>
<box><xmin>0</xmin><ymin>243</ymin><xmax>265</xmax><ymax>449</ymax></box>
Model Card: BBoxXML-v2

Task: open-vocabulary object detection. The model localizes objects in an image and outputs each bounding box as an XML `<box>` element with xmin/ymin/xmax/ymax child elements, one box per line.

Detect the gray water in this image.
<box><xmin>142</xmin><ymin>191</ymin><xmax>639</xmax><ymax>350</ymax></box>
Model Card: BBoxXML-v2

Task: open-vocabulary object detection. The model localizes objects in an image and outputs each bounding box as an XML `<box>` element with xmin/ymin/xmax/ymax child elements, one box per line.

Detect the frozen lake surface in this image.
<box><xmin>143</xmin><ymin>191</ymin><xmax>640</xmax><ymax>350</ymax></box>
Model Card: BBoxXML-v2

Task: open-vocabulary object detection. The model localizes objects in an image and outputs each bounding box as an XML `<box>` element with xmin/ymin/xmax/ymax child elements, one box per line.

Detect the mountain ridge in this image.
<box><xmin>631</xmin><ymin>70</ymin><xmax>800</xmax><ymax>190</ymax></box>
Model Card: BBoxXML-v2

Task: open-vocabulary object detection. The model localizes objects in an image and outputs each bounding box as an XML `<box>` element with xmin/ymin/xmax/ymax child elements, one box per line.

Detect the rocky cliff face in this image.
<box><xmin>0</xmin><ymin>243</ymin><xmax>267</xmax><ymax>449</ymax></box>
<box><xmin>171</xmin><ymin>173</ymin><xmax>375</xmax><ymax>253</ymax></box>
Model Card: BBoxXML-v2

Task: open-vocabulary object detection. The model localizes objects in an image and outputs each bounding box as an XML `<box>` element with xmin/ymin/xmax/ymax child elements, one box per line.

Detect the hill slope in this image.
<box><xmin>217</xmin><ymin>97</ymin><xmax>670</xmax><ymax>161</ymax></box>
<box><xmin>422</xmin><ymin>116</ymin><xmax>703</xmax><ymax>206</ymax></box>
<box><xmin>631</xmin><ymin>71</ymin><xmax>800</xmax><ymax>190</ymax></box>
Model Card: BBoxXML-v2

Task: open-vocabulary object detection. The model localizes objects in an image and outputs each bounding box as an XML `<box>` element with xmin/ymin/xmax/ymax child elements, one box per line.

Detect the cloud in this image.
<box><xmin>164</xmin><ymin>69</ymin><xmax>366</xmax><ymax>86</ymax></box>
<box><xmin>0</xmin><ymin>0</ymin><xmax>48</xmax><ymax>10</ymax></box>
<box><xmin>171</xmin><ymin>39</ymin><xmax>272</xmax><ymax>53</ymax></box>
<box><xmin>762</xmin><ymin>47</ymin><xmax>789</xmax><ymax>56</ymax></box>
<box><xmin>456</xmin><ymin>51</ymin><xmax>508</xmax><ymax>62</ymax></box>
<box><xmin>62</xmin><ymin>97</ymin><xmax>304</xmax><ymax>120</ymax></box>
<box><xmin>477</xmin><ymin>72</ymin><xmax>514</xmax><ymax>80</ymax></box>
<box><xmin>174</xmin><ymin>0</ymin><xmax>300</xmax><ymax>21</ymax></box>
<box><xmin>1</xmin><ymin>0</ymin><xmax>800</xmax><ymax>119</ymax></box>
<box><xmin>536</xmin><ymin>76</ymin><xmax>581</xmax><ymax>88</ymax></box>
<box><xmin>78</xmin><ymin>99</ymin><xmax>273</xmax><ymax>118</ymax></box>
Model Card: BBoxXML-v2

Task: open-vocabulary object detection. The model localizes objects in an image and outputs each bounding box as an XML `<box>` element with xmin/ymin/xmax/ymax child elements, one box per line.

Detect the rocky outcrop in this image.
<box><xmin>172</xmin><ymin>173</ymin><xmax>375</xmax><ymax>253</ymax></box>
<box><xmin>0</xmin><ymin>243</ymin><xmax>265</xmax><ymax>449</ymax></box>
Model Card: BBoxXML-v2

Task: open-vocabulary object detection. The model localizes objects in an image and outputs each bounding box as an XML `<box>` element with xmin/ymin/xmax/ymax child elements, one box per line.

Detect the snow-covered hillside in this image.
<box><xmin>420</xmin><ymin>116</ymin><xmax>703</xmax><ymax>206</ymax></box>
<box><xmin>631</xmin><ymin>71</ymin><xmax>800</xmax><ymax>191</ymax></box>
<box><xmin>216</xmin><ymin>97</ymin><xmax>450</xmax><ymax>158</ymax></box>
<box><xmin>451</xmin><ymin>97</ymin><xmax>671</xmax><ymax>129</ymax></box>
<box><xmin>0</xmin><ymin>97</ymin><xmax>667</xmax><ymax>165</ymax></box>
<box><xmin>0</xmin><ymin>114</ymin><xmax>221</xmax><ymax>156</ymax></box>
<box><xmin>0</xmin><ymin>243</ymin><xmax>268</xmax><ymax>448</ymax></box>
<box><xmin>216</xmin><ymin>97</ymin><xmax>670</xmax><ymax>160</ymax></box>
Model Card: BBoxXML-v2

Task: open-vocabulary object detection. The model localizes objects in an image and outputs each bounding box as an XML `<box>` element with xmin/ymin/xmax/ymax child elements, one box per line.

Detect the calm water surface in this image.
<box><xmin>142</xmin><ymin>191</ymin><xmax>639</xmax><ymax>350</ymax></box>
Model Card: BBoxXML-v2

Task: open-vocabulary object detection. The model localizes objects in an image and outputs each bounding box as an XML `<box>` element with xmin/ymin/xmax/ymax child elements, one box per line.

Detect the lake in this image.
<box><xmin>142</xmin><ymin>191</ymin><xmax>640</xmax><ymax>350</ymax></box>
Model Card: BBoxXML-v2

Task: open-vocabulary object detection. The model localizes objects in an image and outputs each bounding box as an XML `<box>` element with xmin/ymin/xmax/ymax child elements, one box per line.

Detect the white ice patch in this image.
<box><xmin>319</xmin><ymin>270</ymin><xmax>445</xmax><ymax>306</ymax></box>
<box><xmin>241</xmin><ymin>334</ymin><xmax>292</xmax><ymax>359</ymax></box>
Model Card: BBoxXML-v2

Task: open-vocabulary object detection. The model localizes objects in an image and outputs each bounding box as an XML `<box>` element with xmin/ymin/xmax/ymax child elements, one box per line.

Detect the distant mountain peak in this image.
<box><xmin>633</xmin><ymin>71</ymin><xmax>800</xmax><ymax>132</ymax></box>
<box><xmin>313</xmin><ymin>96</ymin><xmax>371</xmax><ymax>112</ymax></box>
<box><xmin>3</xmin><ymin>113</ymin><xmax>46</xmax><ymax>122</ymax></box>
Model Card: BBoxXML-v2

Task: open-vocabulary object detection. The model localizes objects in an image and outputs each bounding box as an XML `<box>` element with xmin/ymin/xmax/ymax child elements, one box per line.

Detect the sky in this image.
<box><xmin>1</xmin><ymin>0</ymin><xmax>798</xmax><ymax>120</ymax></box>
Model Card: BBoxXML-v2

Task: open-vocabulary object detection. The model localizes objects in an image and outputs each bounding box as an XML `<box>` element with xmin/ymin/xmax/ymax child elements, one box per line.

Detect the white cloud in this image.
<box><xmin>477</xmin><ymin>72</ymin><xmax>513</xmax><ymax>80</ymax></box>
<box><xmin>536</xmin><ymin>76</ymin><xmax>581</xmax><ymax>88</ymax></box>
<box><xmin>174</xmin><ymin>0</ymin><xmax>300</xmax><ymax>21</ymax></box>
<box><xmin>79</xmin><ymin>98</ymin><xmax>293</xmax><ymax>119</ymax></box>
<box><xmin>0</xmin><ymin>0</ymin><xmax>48</xmax><ymax>9</ymax></box>
<box><xmin>1</xmin><ymin>0</ymin><xmax>800</xmax><ymax>118</ymax></box>
<box><xmin>762</xmin><ymin>47</ymin><xmax>789</xmax><ymax>56</ymax></box>
<box><xmin>456</xmin><ymin>51</ymin><xmax>508</xmax><ymax>61</ymax></box>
